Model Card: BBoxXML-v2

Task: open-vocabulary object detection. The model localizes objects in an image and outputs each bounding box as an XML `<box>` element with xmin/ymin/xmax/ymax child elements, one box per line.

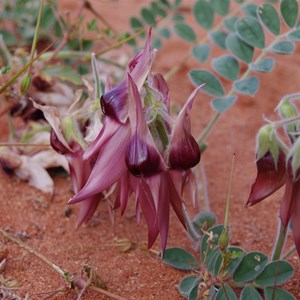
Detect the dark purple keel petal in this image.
<box><xmin>169</xmin><ymin>85</ymin><xmax>202</xmax><ymax>171</ymax></box>
<box><xmin>50</xmin><ymin>129</ymin><xmax>71</xmax><ymax>155</ymax></box>
<box><xmin>247</xmin><ymin>151</ymin><xmax>287</xmax><ymax>206</ymax></box>
<box><xmin>100</xmin><ymin>81</ymin><xmax>128</xmax><ymax>124</ymax></box>
<box><xmin>169</xmin><ymin>134</ymin><xmax>200</xmax><ymax>170</ymax></box>
<box><xmin>126</xmin><ymin>73</ymin><xmax>166</xmax><ymax>177</ymax></box>
<box><xmin>125</xmin><ymin>133</ymin><xmax>164</xmax><ymax>177</ymax></box>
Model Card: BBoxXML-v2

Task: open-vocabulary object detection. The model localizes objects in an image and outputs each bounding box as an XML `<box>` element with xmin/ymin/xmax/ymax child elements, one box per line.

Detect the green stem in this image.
<box><xmin>272</xmin><ymin>221</ymin><xmax>288</xmax><ymax>261</ymax></box>
<box><xmin>182</xmin><ymin>204</ymin><xmax>201</xmax><ymax>241</ymax></box>
<box><xmin>0</xmin><ymin>35</ymin><xmax>62</xmax><ymax>94</ymax></box>
<box><xmin>198</xmin><ymin>112</ymin><xmax>220</xmax><ymax>144</ymax></box>
<box><xmin>29</xmin><ymin>0</ymin><xmax>45</xmax><ymax>69</ymax></box>
<box><xmin>282</xmin><ymin>245</ymin><xmax>296</xmax><ymax>260</ymax></box>
<box><xmin>224</xmin><ymin>154</ymin><xmax>235</xmax><ymax>228</ymax></box>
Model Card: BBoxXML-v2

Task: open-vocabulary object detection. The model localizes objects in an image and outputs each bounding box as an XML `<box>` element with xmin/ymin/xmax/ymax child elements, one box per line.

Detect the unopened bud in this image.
<box><xmin>278</xmin><ymin>101</ymin><xmax>298</xmax><ymax>119</ymax></box>
<box><xmin>219</xmin><ymin>228</ymin><xmax>230</xmax><ymax>252</ymax></box>
<box><xmin>20</xmin><ymin>73</ymin><xmax>32</xmax><ymax>95</ymax></box>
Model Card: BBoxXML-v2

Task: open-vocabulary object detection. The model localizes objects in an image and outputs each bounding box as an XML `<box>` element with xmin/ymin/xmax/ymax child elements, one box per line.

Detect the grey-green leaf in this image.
<box><xmin>234</xmin><ymin>77</ymin><xmax>259</xmax><ymax>95</ymax></box>
<box><xmin>264</xmin><ymin>287</ymin><xmax>296</xmax><ymax>300</ymax></box>
<box><xmin>210</xmin><ymin>30</ymin><xmax>228</xmax><ymax>49</ymax></box>
<box><xmin>255</xmin><ymin>260</ymin><xmax>294</xmax><ymax>287</ymax></box>
<box><xmin>212</xmin><ymin>55</ymin><xmax>240</xmax><ymax>80</ymax></box>
<box><xmin>215</xmin><ymin>284</ymin><xmax>237</xmax><ymax>300</ymax></box>
<box><xmin>269</xmin><ymin>41</ymin><xmax>295</xmax><ymax>54</ymax></box>
<box><xmin>287</xmin><ymin>29</ymin><xmax>300</xmax><ymax>41</ymax></box>
<box><xmin>226</xmin><ymin>33</ymin><xmax>254</xmax><ymax>63</ymax></box>
<box><xmin>233</xmin><ymin>251</ymin><xmax>268</xmax><ymax>282</ymax></box>
<box><xmin>162</xmin><ymin>247</ymin><xmax>200</xmax><ymax>270</ymax></box>
<box><xmin>213</xmin><ymin>246</ymin><xmax>245</xmax><ymax>277</ymax></box>
<box><xmin>250</xmin><ymin>57</ymin><xmax>275</xmax><ymax>73</ymax></box>
<box><xmin>159</xmin><ymin>28</ymin><xmax>171</xmax><ymax>39</ymax></box>
<box><xmin>224</xmin><ymin>17</ymin><xmax>239</xmax><ymax>32</ymax></box>
<box><xmin>178</xmin><ymin>275</ymin><xmax>197</xmax><ymax>297</ymax></box>
<box><xmin>192</xmin><ymin>44</ymin><xmax>211</xmax><ymax>62</ymax></box>
<box><xmin>281</xmin><ymin>0</ymin><xmax>298</xmax><ymax>28</ymax></box>
<box><xmin>211</xmin><ymin>0</ymin><xmax>229</xmax><ymax>16</ymax></box>
<box><xmin>236</xmin><ymin>17</ymin><xmax>265</xmax><ymax>48</ymax></box>
<box><xmin>192</xmin><ymin>210</ymin><xmax>217</xmax><ymax>233</ymax></box>
<box><xmin>141</xmin><ymin>8</ymin><xmax>156</xmax><ymax>25</ymax></box>
<box><xmin>258</xmin><ymin>4</ymin><xmax>280</xmax><ymax>35</ymax></box>
<box><xmin>193</xmin><ymin>0</ymin><xmax>214</xmax><ymax>29</ymax></box>
<box><xmin>243</xmin><ymin>4</ymin><xmax>258</xmax><ymax>18</ymax></box>
<box><xmin>240</xmin><ymin>286</ymin><xmax>263</xmax><ymax>300</ymax></box>
<box><xmin>189</xmin><ymin>70</ymin><xmax>225</xmax><ymax>96</ymax></box>
<box><xmin>174</xmin><ymin>23</ymin><xmax>196</xmax><ymax>42</ymax></box>
<box><xmin>211</xmin><ymin>96</ymin><xmax>237</xmax><ymax>113</ymax></box>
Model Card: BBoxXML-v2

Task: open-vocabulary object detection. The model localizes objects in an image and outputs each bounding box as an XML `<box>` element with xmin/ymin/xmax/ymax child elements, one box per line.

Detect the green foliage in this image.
<box><xmin>192</xmin><ymin>45</ymin><xmax>210</xmax><ymax>62</ymax></box>
<box><xmin>211</xmin><ymin>96</ymin><xmax>237</xmax><ymax>113</ymax></box>
<box><xmin>234</xmin><ymin>77</ymin><xmax>259</xmax><ymax>95</ymax></box>
<box><xmin>193</xmin><ymin>0</ymin><xmax>214</xmax><ymax>29</ymax></box>
<box><xmin>189</xmin><ymin>70</ymin><xmax>224</xmax><ymax>96</ymax></box>
<box><xmin>161</xmin><ymin>247</ymin><xmax>200</xmax><ymax>270</ymax></box>
<box><xmin>250</xmin><ymin>58</ymin><xmax>275</xmax><ymax>73</ymax></box>
<box><xmin>212</xmin><ymin>55</ymin><xmax>240</xmax><ymax>81</ymax></box>
<box><xmin>280</xmin><ymin>0</ymin><xmax>299</xmax><ymax>28</ymax></box>
<box><xmin>174</xmin><ymin>23</ymin><xmax>196</xmax><ymax>42</ymax></box>
<box><xmin>226</xmin><ymin>34</ymin><xmax>254</xmax><ymax>63</ymax></box>
<box><xmin>258</xmin><ymin>4</ymin><xmax>281</xmax><ymax>35</ymax></box>
<box><xmin>240</xmin><ymin>286</ymin><xmax>263</xmax><ymax>300</ymax></box>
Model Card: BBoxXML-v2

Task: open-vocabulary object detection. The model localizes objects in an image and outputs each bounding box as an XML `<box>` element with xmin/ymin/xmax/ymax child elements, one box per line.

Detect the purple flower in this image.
<box><xmin>69</xmin><ymin>70</ymin><xmax>202</xmax><ymax>252</ymax></box>
<box><xmin>32</xmin><ymin>101</ymin><xmax>102</xmax><ymax>227</ymax></box>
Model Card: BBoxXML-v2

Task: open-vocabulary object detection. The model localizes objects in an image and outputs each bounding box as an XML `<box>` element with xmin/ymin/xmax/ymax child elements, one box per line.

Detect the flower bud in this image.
<box><xmin>20</xmin><ymin>73</ymin><xmax>32</xmax><ymax>95</ymax></box>
<box><xmin>219</xmin><ymin>228</ymin><xmax>230</xmax><ymax>252</ymax></box>
<box><xmin>278</xmin><ymin>100</ymin><xmax>299</xmax><ymax>142</ymax></box>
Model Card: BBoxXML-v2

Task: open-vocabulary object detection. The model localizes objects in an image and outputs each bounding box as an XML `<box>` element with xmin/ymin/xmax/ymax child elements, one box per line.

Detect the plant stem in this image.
<box><xmin>29</xmin><ymin>0</ymin><xmax>45</xmax><ymax>71</ymax></box>
<box><xmin>272</xmin><ymin>221</ymin><xmax>288</xmax><ymax>261</ymax></box>
<box><xmin>0</xmin><ymin>35</ymin><xmax>63</xmax><ymax>95</ymax></box>
<box><xmin>282</xmin><ymin>245</ymin><xmax>296</xmax><ymax>260</ymax></box>
<box><xmin>182</xmin><ymin>204</ymin><xmax>201</xmax><ymax>241</ymax></box>
<box><xmin>224</xmin><ymin>154</ymin><xmax>235</xmax><ymax>228</ymax></box>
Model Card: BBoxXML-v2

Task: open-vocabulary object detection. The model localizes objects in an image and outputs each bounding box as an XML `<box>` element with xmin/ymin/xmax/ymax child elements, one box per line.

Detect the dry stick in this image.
<box><xmin>85</xmin><ymin>1</ymin><xmax>119</xmax><ymax>36</ymax></box>
<box><xmin>0</xmin><ymin>143</ymin><xmax>51</xmax><ymax>147</ymax></box>
<box><xmin>0</xmin><ymin>35</ymin><xmax>64</xmax><ymax>95</ymax></box>
<box><xmin>49</xmin><ymin>0</ymin><xmax>88</xmax><ymax>61</ymax></box>
<box><xmin>0</xmin><ymin>228</ymin><xmax>126</xmax><ymax>300</ymax></box>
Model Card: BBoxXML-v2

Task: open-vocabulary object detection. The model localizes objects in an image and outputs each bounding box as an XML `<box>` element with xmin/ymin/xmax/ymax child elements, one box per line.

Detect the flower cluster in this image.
<box><xmin>247</xmin><ymin>99</ymin><xmax>300</xmax><ymax>257</ymax></box>
<box><xmin>37</xmin><ymin>30</ymin><xmax>202</xmax><ymax>252</ymax></box>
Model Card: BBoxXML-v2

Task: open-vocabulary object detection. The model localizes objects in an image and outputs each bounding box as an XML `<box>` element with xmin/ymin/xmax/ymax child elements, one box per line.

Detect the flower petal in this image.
<box><xmin>83</xmin><ymin>116</ymin><xmax>122</xmax><ymax>160</ymax></box>
<box><xmin>247</xmin><ymin>151</ymin><xmax>286</xmax><ymax>206</ymax></box>
<box><xmin>69</xmin><ymin>122</ymin><xmax>131</xmax><ymax>203</ymax></box>
<box><xmin>168</xmin><ymin>85</ymin><xmax>203</xmax><ymax>170</ymax></box>
<box><xmin>100</xmin><ymin>29</ymin><xmax>156</xmax><ymax>123</ymax></box>
<box><xmin>125</xmin><ymin>74</ymin><xmax>166</xmax><ymax>177</ymax></box>
<box><xmin>76</xmin><ymin>196</ymin><xmax>101</xmax><ymax>227</ymax></box>
<box><xmin>280</xmin><ymin>160</ymin><xmax>299</xmax><ymax>228</ymax></box>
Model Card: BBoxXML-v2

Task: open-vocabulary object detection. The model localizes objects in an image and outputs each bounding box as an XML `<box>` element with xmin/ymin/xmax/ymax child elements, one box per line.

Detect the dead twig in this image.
<box><xmin>0</xmin><ymin>228</ymin><xmax>126</xmax><ymax>300</ymax></box>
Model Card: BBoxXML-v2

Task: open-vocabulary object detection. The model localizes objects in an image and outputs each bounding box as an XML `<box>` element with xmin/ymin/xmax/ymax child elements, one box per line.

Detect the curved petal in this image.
<box><xmin>125</xmin><ymin>74</ymin><xmax>166</xmax><ymax>177</ymax></box>
<box><xmin>69</xmin><ymin>122</ymin><xmax>131</xmax><ymax>203</ymax></box>
<box><xmin>168</xmin><ymin>85</ymin><xmax>203</xmax><ymax>170</ymax></box>
<box><xmin>100</xmin><ymin>29</ymin><xmax>156</xmax><ymax>123</ymax></box>
<box><xmin>247</xmin><ymin>151</ymin><xmax>287</xmax><ymax>206</ymax></box>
